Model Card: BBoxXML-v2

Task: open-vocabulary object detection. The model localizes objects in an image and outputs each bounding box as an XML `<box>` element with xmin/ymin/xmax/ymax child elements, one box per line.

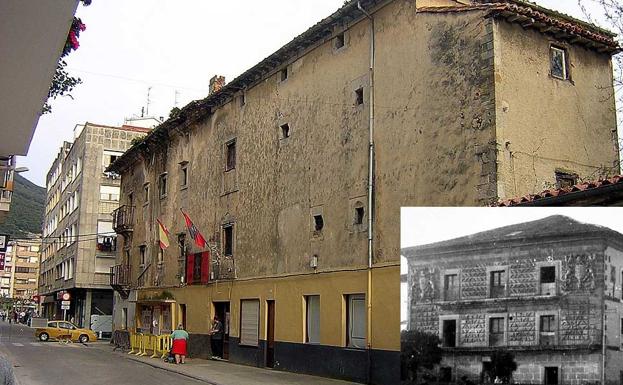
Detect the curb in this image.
<box><xmin>122</xmin><ymin>353</ymin><xmax>223</xmax><ymax>385</ymax></box>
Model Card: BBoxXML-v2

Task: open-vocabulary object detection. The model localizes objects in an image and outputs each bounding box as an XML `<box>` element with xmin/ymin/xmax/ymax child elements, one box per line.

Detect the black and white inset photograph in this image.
<box><xmin>401</xmin><ymin>208</ymin><xmax>623</xmax><ymax>385</ymax></box>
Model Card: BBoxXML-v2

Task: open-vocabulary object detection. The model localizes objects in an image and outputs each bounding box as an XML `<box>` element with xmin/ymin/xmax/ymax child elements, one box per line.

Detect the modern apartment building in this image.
<box><xmin>39</xmin><ymin>122</ymin><xmax>150</xmax><ymax>327</ymax></box>
<box><xmin>108</xmin><ymin>0</ymin><xmax>619</xmax><ymax>384</ymax></box>
<box><xmin>403</xmin><ymin>215</ymin><xmax>623</xmax><ymax>385</ymax></box>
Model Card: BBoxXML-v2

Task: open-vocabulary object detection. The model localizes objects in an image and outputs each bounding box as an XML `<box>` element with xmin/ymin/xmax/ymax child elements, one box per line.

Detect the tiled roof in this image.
<box><xmin>496</xmin><ymin>175</ymin><xmax>623</xmax><ymax>206</ymax></box>
<box><xmin>108</xmin><ymin>0</ymin><xmax>619</xmax><ymax>174</ymax></box>
<box><xmin>402</xmin><ymin>215</ymin><xmax>621</xmax><ymax>256</ymax></box>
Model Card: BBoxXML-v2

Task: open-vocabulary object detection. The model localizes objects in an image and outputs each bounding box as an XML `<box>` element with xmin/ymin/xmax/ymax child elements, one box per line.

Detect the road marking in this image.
<box><xmin>29</xmin><ymin>343</ymin><xmax>41</xmax><ymax>347</ymax></box>
<box><xmin>11</xmin><ymin>343</ymin><xmax>23</xmax><ymax>346</ymax></box>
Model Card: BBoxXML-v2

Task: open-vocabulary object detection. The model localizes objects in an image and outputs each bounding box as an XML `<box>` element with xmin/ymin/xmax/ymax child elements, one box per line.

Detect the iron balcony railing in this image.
<box><xmin>112</xmin><ymin>205</ymin><xmax>134</xmax><ymax>233</ymax></box>
<box><xmin>110</xmin><ymin>264</ymin><xmax>131</xmax><ymax>287</ymax></box>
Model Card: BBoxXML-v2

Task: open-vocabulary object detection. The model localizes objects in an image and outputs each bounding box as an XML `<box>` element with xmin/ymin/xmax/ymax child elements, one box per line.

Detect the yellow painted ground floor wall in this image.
<box><xmin>119</xmin><ymin>265</ymin><xmax>399</xmax><ymax>384</ymax></box>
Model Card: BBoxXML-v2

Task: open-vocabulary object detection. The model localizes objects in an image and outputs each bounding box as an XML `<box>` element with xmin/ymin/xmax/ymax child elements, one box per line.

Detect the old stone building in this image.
<box><xmin>403</xmin><ymin>215</ymin><xmax>623</xmax><ymax>385</ymax></box>
<box><xmin>108</xmin><ymin>0</ymin><xmax>619</xmax><ymax>384</ymax></box>
<box><xmin>39</xmin><ymin>122</ymin><xmax>150</xmax><ymax>327</ymax></box>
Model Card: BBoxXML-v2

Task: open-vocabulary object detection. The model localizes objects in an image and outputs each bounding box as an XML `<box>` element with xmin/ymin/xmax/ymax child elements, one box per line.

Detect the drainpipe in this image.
<box><xmin>358</xmin><ymin>2</ymin><xmax>375</xmax><ymax>384</ymax></box>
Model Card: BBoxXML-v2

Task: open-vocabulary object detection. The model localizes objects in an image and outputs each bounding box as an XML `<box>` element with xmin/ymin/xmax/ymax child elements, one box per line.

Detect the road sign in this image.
<box><xmin>61</xmin><ymin>300</ymin><xmax>70</xmax><ymax>306</ymax></box>
<box><xmin>61</xmin><ymin>293</ymin><xmax>70</xmax><ymax>301</ymax></box>
<box><xmin>61</xmin><ymin>304</ymin><xmax>70</xmax><ymax>310</ymax></box>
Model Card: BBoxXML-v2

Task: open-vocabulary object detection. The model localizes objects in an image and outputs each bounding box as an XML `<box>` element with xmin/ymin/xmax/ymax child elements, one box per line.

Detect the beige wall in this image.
<box><xmin>494</xmin><ymin>21</ymin><xmax>620</xmax><ymax>198</ymax></box>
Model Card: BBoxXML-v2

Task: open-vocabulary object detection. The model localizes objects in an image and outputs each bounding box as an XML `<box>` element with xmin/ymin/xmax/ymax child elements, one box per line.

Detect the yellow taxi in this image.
<box><xmin>34</xmin><ymin>320</ymin><xmax>98</xmax><ymax>343</ymax></box>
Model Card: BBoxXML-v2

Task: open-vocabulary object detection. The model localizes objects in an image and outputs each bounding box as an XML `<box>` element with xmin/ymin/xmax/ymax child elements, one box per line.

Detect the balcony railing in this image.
<box><xmin>112</xmin><ymin>205</ymin><xmax>134</xmax><ymax>233</ymax></box>
<box><xmin>110</xmin><ymin>264</ymin><xmax>131</xmax><ymax>286</ymax></box>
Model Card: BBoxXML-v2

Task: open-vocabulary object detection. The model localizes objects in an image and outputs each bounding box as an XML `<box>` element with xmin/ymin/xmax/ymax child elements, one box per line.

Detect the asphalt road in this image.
<box><xmin>0</xmin><ymin>322</ymin><xmax>206</xmax><ymax>385</ymax></box>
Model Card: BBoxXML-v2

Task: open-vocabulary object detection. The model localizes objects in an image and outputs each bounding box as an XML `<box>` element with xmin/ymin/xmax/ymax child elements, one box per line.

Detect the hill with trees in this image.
<box><xmin>0</xmin><ymin>173</ymin><xmax>45</xmax><ymax>238</ymax></box>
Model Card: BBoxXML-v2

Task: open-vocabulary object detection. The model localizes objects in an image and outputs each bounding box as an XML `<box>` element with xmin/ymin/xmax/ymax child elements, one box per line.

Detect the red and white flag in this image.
<box><xmin>181</xmin><ymin>209</ymin><xmax>206</xmax><ymax>248</ymax></box>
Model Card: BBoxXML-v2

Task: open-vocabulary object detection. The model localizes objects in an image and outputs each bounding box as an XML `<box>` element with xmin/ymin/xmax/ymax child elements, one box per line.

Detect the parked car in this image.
<box><xmin>34</xmin><ymin>321</ymin><xmax>98</xmax><ymax>343</ymax></box>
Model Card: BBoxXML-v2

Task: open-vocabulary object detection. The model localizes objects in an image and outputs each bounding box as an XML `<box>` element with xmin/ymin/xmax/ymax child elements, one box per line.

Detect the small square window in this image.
<box><xmin>280</xmin><ymin>123</ymin><xmax>290</xmax><ymax>139</ymax></box>
<box><xmin>158</xmin><ymin>174</ymin><xmax>167</xmax><ymax>198</ymax></box>
<box><xmin>555</xmin><ymin>171</ymin><xmax>577</xmax><ymax>189</ymax></box>
<box><xmin>223</xmin><ymin>224</ymin><xmax>233</xmax><ymax>257</ymax></box>
<box><xmin>355</xmin><ymin>88</ymin><xmax>364</xmax><ymax>106</ymax></box>
<box><xmin>226</xmin><ymin>140</ymin><xmax>236</xmax><ymax>171</ymax></box>
<box><xmin>180</xmin><ymin>164</ymin><xmax>188</xmax><ymax>188</ymax></box>
<box><xmin>540</xmin><ymin>266</ymin><xmax>556</xmax><ymax>283</ymax></box>
<box><xmin>354</xmin><ymin>206</ymin><xmax>364</xmax><ymax>225</ymax></box>
<box><xmin>335</xmin><ymin>33</ymin><xmax>345</xmax><ymax>49</ymax></box>
<box><xmin>313</xmin><ymin>214</ymin><xmax>324</xmax><ymax>232</ymax></box>
<box><xmin>143</xmin><ymin>183</ymin><xmax>149</xmax><ymax>203</ymax></box>
<box><xmin>280</xmin><ymin>67</ymin><xmax>288</xmax><ymax>82</ymax></box>
<box><xmin>550</xmin><ymin>46</ymin><xmax>568</xmax><ymax>80</ymax></box>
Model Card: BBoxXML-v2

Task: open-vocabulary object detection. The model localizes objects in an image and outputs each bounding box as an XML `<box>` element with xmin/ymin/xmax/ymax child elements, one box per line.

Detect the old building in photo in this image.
<box><xmin>39</xmin><ymin>122</ymin><xmax>150</xmax><ymax>327</ymax></box>
<box><xmin>107</xmin><ymin>0</ymin><xmax>619</xmax><ymax>384</ymax></box>
<box><xmin>403</xmin><ymin>215</ymin><xmax>623</xmax><ymax>385</ymax></box>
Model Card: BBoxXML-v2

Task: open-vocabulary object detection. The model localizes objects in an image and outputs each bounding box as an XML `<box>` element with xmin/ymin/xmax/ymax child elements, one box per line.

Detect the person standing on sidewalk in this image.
<box><xmin>170</xmin><ymin>324</ymin><xmax>189</xmax><ymax>364</ymax></box>
<box><xmin>208</xmin><ymin>315</ymin><xmax>223</xmax><ymax>359</ymax></box>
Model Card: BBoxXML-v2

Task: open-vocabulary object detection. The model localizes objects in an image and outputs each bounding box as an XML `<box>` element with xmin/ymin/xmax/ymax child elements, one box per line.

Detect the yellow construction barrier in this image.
<box><xmin>159</xmin><ymin>335</ymin><xmax>172</xmax><ymax>359</ymax></box>
<box><xmin>126</xmin><ymin>332</ymin><xmax>173</xmax><ymax>360</ymax></box>
<box><xmin>128</xmin><ymin>333</ymin><xmax>141</xmax><ymax>355</ymax></box>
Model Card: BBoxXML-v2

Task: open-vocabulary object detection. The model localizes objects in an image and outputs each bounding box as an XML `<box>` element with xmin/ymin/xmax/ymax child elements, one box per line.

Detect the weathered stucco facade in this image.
<box><xmin>403</xmin><ymin>216</ymin><xmax>623</xmax><ymax>385</ymax></box>
<box><xmin>109</xmin><ymin>1</ymin><xmax>619</xmax><ymax>384</ymax></box>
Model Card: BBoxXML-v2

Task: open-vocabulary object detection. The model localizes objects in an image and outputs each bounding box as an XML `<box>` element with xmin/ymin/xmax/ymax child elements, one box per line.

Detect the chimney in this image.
<box><xmin>209</xmin><ymin>75</ymin><xmax>226</xmax><ymax>95</ymax></box>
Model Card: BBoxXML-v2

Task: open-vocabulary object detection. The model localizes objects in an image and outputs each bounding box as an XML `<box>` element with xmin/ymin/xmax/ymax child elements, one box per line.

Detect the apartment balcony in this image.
<box><xmin>110</xmin><ymin>264</ymin><xmax>131</xmax><ymax>299</ymax></box>
<box><xmin>112</xmin><ymin>205</ymin><xmax>134</xmax><ymax>234</ymax></box>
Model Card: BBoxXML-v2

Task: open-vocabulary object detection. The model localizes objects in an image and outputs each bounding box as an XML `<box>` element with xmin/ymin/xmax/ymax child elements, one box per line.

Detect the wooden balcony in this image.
<box><xmin>112</xmin><ymin>205</ymin><xmax>134</xmax><ymax>234</ymax></box>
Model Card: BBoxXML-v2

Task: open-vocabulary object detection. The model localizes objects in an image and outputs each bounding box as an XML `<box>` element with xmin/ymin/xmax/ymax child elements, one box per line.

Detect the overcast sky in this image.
<box><xmin>400</xmin><ymin>206</ymin><xmax>623</xmax><ymax>325</ymax></box>
<box><xmin>17</xmin><ymin>1</ymin><xmax>612</xmax><ymax>186</ymax></box>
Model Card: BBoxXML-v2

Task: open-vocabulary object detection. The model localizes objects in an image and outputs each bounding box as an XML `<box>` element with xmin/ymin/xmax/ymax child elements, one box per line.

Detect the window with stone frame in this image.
<box><xmin>539</xmin><ymin>314</ymin><xmax>557</xmax><ymax>346</ymax></box>
<box><xmin>489</xmin><ymin>270</ymin><xmax>505</xmax><ymax>298</ymax></box>
<box><xmin>489</xmin><ymin>317</ymin><xmax>505</xmax><ymax>346</ymax></box>
<box><xmin>443</xmin><ymin>274</ymin><xmax>459</xmax><ymax>301</ymax></box>
<box><xmin>442</xmin><ymin>319</ymin><xmax>457</xmax><ymax>347</ymax></box>
<box><xmin>225</xmin><ymin>139</ymin><xmax>236</xmax><ymax>171</ymax></box>
<box><xmin>539</xmin><ymin>265</ymin><xmax>557</xmax><ymax>295</ymax></box>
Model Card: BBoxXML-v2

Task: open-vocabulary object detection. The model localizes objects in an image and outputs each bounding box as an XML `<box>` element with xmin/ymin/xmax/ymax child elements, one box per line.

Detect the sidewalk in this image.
<box><xmin>102</xmin><ymin>345</ymin><xmax>361</xmax><ymax>385</ymax></box>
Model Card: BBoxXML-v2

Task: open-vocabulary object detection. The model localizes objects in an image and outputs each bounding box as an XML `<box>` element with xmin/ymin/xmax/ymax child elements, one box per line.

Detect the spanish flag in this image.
<box><xmin>157</xmin><ymin>218</ymin><xmax>170</xmax><ymax>250</ymax></box>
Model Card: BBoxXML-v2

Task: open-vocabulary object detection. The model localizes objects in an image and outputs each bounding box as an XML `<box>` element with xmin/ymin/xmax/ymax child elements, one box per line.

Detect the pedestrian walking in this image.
<box><xmin>170</xmin><ymin>324</ymin><xmax>189</xmax><ymax>364</ymax></box>
<box><xmin>208</xmin><ymin>315</ymin><xmax>223</xmax><ymax>359</ymax></box>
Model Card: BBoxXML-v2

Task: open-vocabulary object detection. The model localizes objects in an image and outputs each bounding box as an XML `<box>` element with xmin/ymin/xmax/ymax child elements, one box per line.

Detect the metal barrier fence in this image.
<box><xmin>126</xmin><ymin>332</ymin><xmax>172</xmax><ymax>360</ymax></box>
